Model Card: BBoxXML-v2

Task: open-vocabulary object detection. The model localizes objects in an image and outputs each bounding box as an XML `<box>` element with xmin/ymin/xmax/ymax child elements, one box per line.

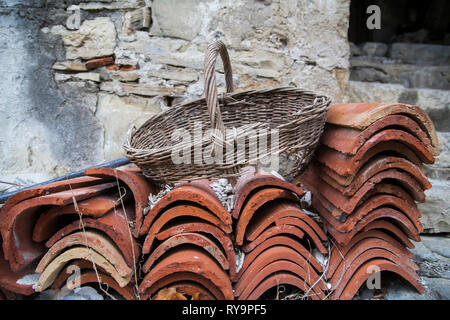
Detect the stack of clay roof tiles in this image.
<box><xmin>0</xmin><ymin>165</ymin><xmax>329</xmax><ymax>300</ymax></box>
<box><xmin>0</xmin><ymin>167</ymin><xmax>157</xmax><ymax>300</ymax></box>
<box><xmin>232</xmin><ymin>167</ymin><xmax>328</xmax><ymax>300</ymax></box>
<box><xmin>0</xmin><ymin>102</ymin><xmax>439</xmax><ymax>300</ymax></box>
<box><xmin>296</xmin><ymin>103</ymin><xmax>439</xmax><ymax>299</ymax></box>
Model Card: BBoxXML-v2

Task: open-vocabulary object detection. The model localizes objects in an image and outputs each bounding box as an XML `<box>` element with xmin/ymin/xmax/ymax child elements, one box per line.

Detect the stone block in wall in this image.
<box><xmin>419</xmin><ymin>179</ymin><xmax>450</xmax><ymax>234</ymax></box>
<box><xmin>390</xmin><ymin>43</ymin><xmax>450</xmax><ymax>66</ymax></box>
<box><xmin>350</xmin><ymin>57</ymin><xmax>450</xmax><ymax>90</ymax></box>
<box><xmin>52</xmin><ymin>60</ymin><xmax>88</xmax><ymax>72</ymax></box>
<box><xmin>348</xmin><ymin>81</ymin><xmax>450</xmax><ymax>132</ymax></box>
<box><xmin>95</xmin><ymin>93</ymin><xmax>162</xmax><ymax>159</ymax></box>
<box><xmin>361</xmin><ymin>42</ymin><xmax>388</xmax><ymax>57</ymax></box>
<box><xmin>150</xmin><ymin>0</ymin><xmax>204</xmax><ymax>41</ymax></box>
<box><xmin>51</xmin><ymin>17</ymin><xmax>116</xmax><ymax>60</ymax></box>
<box><xmin>100</xmin><ymin>81</ymin><xmax>186</xmax><ymax>97</ymax></box>
<box><xmin>78</xmin><ymin>0</ymin><xmax>145</xmax><ymax>11</ymax></box>
<box><xmin>123</xmin><ymin>7</ymin><xmax>151</xmax><ymax>35</ymax></box>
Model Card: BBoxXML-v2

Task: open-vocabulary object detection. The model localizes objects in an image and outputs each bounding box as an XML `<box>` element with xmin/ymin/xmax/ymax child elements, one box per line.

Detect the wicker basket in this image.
<box><xmin>124</xmin><ymin>40</ymin><xmax>331</xmax><ymax>185</ymax></box>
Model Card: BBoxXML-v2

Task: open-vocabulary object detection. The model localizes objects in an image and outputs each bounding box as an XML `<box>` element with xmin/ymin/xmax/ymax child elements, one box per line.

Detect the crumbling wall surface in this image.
<box><xmin>0</xmin><ymin>0</ymin><xmax>351</xmax><ymax>184</ymax></box>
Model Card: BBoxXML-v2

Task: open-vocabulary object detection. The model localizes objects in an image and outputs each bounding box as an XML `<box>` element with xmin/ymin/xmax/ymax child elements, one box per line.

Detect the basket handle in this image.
<box><xmin>204</xmin><ymin>40</ymin><xmax>234</xmax><ymax>135</ymax></box>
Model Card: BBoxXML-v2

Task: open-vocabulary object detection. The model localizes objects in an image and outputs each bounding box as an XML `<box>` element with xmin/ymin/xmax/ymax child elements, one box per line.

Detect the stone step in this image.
<box><xmin>350</xmin><ymin>57</ymin><xmax>450</xmax><ymax>90</ymax></box>
<box><xmin>348</xmin><ymin>81</ymin><xmax>450</xmax><ymax>132</ymax></box>
<box><xmin>390</xmin><ymin>43</ymin><xmax>450</xmax><ymax>66</ymax></box>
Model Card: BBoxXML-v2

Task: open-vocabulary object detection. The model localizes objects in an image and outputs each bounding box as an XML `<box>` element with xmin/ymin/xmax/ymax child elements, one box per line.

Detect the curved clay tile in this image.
<box><xmin>142</xmin><ymin>233</ymin><xmax>229</xmax><ymax>272</ymax></box>
<box><xmin>168</xmin><ymin>282</ymin><xmax>216</xmax><ymax>300</ymax></box>
<box><xmin>331</xmin><ymin>250</ymin><xmax>420</xmax><ymax>298</ymax></box>
<box><xmin>235</xmin><ymin>245</ymin><xmax>327</xmax><ymax>297</ymax></box>
<box><xmin>35</xmin><ymin>247</ymin><xmax>132</xmax><ymax>292</ymax></box>
<box><xmin>328</xmin><ymin>240</ymin><xmax>418</xmax><ymax>284</ymax></box>
<box><xmin>244</xmin><ymin>272</ymin><xmax>320</xmax><ymax>300</ymax></box>
<box><xmin>45</xmin><ymin>206</ymin><xmax>140</xmax><ymax>269</ymax></box>
<box><xmin>232</xmin><ymin>166</ymin><xmax>304</xmax><ymax>219</ymax></box>
<box><xmin>1</xmin><ymin>182</ymin><xmax>117</xmax><ymax>272</ymax></box>
<box><xmin>243</xmin><ymin>200</ymin><xmax>327</xmax><ymax>253</ymax></box>
<box><xmin>333</xmin><ymin>258</ymin><xmax>425</xmax><ymax>300</ymax></box>
<box><xmin>243</xmin><ymin>224</ymin><xmax>305</xmax><ymax>252</ymax></box>
<box><xmin>234</xmin><ymin>235</ymin><xmax>323</xmax><ymax>281</ymax></box>
<box><xmin>84</xmin><ymin>167</ymin><xmax>158</xmax><ymax>237</ymax></box>
<box><xmin>142</xmin><ymin>204</ymin><xmax>232</xmax><ymax>254</ymax></box>
<box><xmin>315</xmin><ymin>155</ymin><xmax>430</xmax><ymax>192</ymax></box>
<box><xmin>236</xmin><ymin>260</ymin><xmax>326</xmax><ymax>300</ymax></box>
<box><xmin>35</xmin><ymin>230</ymin><xmax>133</xmax><ymax>278</ymax></box>
<box><xmin>235</xmin><ymin>188</ymin><xmax>300</xmax><ymax>245</ymax></box>
<box><xmin>325</xmin><ymin>103</ymin><xmax>439</xmax><ymax>156</ymax></box>
<box><xmin>32</xmin><ymin>192</ymin><xmax>127</xmax><ymax>242</ymax></box>
<box><xmin>155</xmin><ymin>222</ymin><xmax>236</xmax><ymax>280</ymax></box>
<box><xmin>326</xmin><ymin>230</ymin><xmax>414</xmax><ymax>280</ymax></box>
<box><xmin>326</xmin><ymin>208</ymin><xmax>421</xmax><ymax>245</ymax></box>
<box><xmin>362</xmin><ymin>220</ymin><xmax>414</xmax><ymax>249</ymax></box>
<box><xmin>0</xmin><ymin>243</ymin><xmax>36</xmax><ymax>295</ymax></box>
<box><xmin>317</xmin><ymin>167</ymin><xmax>426</xmax><ymax>204</ymax></box>
<box><xmin>51</xmin><ymin>259</ymin><xmax>109</xmax><ymax>290</ymax></box>
<box><xmin>310</xmin><ymin>188</ymin><xmax>422</xmax><ymax>233</ymax></box>
<box><xmin>139</xmin><ymin>185</ymin><xmax>232</xmax><ymax>237</ymax></box>
<box><xmin>321</xmin><ymin>115</ymin><xmax>433</xmax><ymax>156</ymax></box>
<box><xmin>314</xmin><ymin>140</ymin><xmax>427</xmax><ymax>179</ymax></box>
<box><xmin>140</xmin><ymin>272</ymin><xmax>224</xmax><ymax>300</ymax></box>
<box><xmin>58</xmin><ymin>271</ymin><xmax>136</xmax><ymax>300</ymax></box>
<box><xmin>138</xmin><ymin>247</ymin><xmax>233</xmax><ymax>300</ymax></box>
<box><xmin>0</xmin><ymin>176</ymin><xmax>108</xmax><ymax>228</ymax></box>
<box><xmin>301</xmin><ymin>165</ymin><xmax>425</xmax><ymax>216</ymax></box>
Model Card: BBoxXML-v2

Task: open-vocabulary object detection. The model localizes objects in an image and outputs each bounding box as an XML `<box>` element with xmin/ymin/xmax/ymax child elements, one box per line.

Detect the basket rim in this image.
<box><xmin>124</xmin><ymin>86</ymin><xmax>331</xmax><ymax>157</ymax></box>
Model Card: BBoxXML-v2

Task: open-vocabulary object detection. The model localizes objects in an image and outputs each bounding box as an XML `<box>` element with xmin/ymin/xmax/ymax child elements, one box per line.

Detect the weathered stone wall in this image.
<box><xmin>0</xmin><ymin>0</ymin><xmax>351</xmax><ymax>187</ymax></box>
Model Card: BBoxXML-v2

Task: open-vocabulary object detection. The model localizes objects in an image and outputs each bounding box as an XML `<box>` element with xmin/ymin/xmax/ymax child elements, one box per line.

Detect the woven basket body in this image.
<box><xmin>124</xmin><ymin>41</ymin><xmax>331</xmax><ymax>185</ymax></box>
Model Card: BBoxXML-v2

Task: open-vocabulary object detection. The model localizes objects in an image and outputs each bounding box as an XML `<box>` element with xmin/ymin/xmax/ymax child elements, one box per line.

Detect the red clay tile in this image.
<box><xmin>51</xmin><ymin>260</ymin><xmax>108</xmax><ymax>289</ymax></box>
<box><xmin>327</xmin><ymin>237</ymin><xmax>418</xmax><ymax>282</ymax></box>
<box><xmin>326</xmin><ymin>103</ymin><xmax>439</xmax><ymax>156</ymax></box>
<box><xmin>326</xmin><ymin>230</ymin><xmax>415</xmax><ymax>280</ymax></box>
<box><xmin>140</xmin><ymin>272</ymin><xmax>224</xmax><ymax>300</ymax></box>
<box><xmin>334</xmin><ymin>259</ymin><xmax>425</xmax><ymax>300</ymax></box>
<box><xmin>35</xmin><ymin>247</ymin><xmax>132</xmax><ymax>292</ymax></box>
<box><xmin>302</xmin><ymin>165</ymin><xmax>425</xmax><ymax>215</ymax></box>
<box><xmin>313</xmin><ymin>155</ymin><xmax>430</xmax><ymax>193</ymax></box>
<box><xmin>0</xmin><ymin>176</ymin><xmax>108</xmax><ymax>231</ymax></box>
<box><xmin>155</xmin><ymin>222</ymin><xmax>236</xmax><ymax>280</ymax></box>
<box><xmin>85</xmin><ymin>56</ymin><xmax>114</xmax><ymax>70</ymax></box>
<box><xmin>142</xmin><ymin>204</ymin><xmax>232</xmax><ymax>255</ymax></box>
<box><xmin>331</xmin><ymin>250</ymin><xmax>420</xmax><ymax>299</ymax></box>
<box><xmin>142</xmin><ymin>233</ymin><xmax>230</xmax><ymax>272</ymax></box>
<box><xmin>235</xmin><ymin>188</ymin><xmax>300</xmax><ymax>246</ymax></box>
<box><xmin>321</xmin><ymin>115</ymin><xmax>433</xmax><ymax>155</ymax></box>
<box><xmin>32</xmin><ymin>192</ymin><xmax>127</xmax><ymax>242</ymax></box>
<box><xmin>84</xmin><ymin>167</ymin><xmax>158</xmax><ymax>237</ymax></box>
<box><xmin>301</xmin><ymin>168</ymin><xmax>422</xmax><ymax>226</ymax></box>
<box><xmin>232</xmin><ymin>166</ymin><xmax>304</xmax><ymax>219</ymax></box>
<box><xmin>314</xmin><ymin>140</ymin><xmax>428</xmax><ymax>179</ymax></box>
<box><xmin>328</xmin><ymin>243</ymin><xmax>419</xmax><ymax>287</ymax></box>
<box><xmin>35</xmin><ymin>230</ymin><xmax>133</xmax><ymax>278</ymax></box>
<box><xmin>0</xmin><ymin>241</ymin><xmax>36</xmax><ymax>295</ymax></box>
<box><xmin>243</xmin><ymin>201</ymin><xmax>327</xmax><ymax>254</ymax></box>
<box><xmin>362</xmin><ymin>220</ymin><xmax>414</xmax><ymax>249</ymax></box>
<box><xmin>45</xmin><ymin>205</ymin><xmax>140</xmax><ymax>269</ymax></box>
<box><xmin>234</xmin><ymin>246</ymin><xmax>327</xmax><ymax>299</ymax></box>
<box><xmin>60</xmin><ymin>271</ymin><xmax>136</xmax><ymax>300</ymax></box>
<box><xmin>243</xmin><ymin>272</ymin><xmax>320</xmax><ymax>300</ymax></box>
<box><xmin>245</xmin><ymin>201</ymin><xmax>326</xmax><ymax>242</ymax></box>
<box><xmin>138</xmin><ymin>247</ymin><xmax>234</xmax><ymax>300</ymax></box>
<box><xmin>234</xmin><ymin>235</ymin><xmax>323</xmax><ymax>282</ymax></box>
<box><xmin>242</xmin><ymin>224</ymin><xmax>305</xmax><ymax>253</ymax></box>
<box><xmin>1</xmin><ymin>182</ymin><xmax>117</xmax><ymax>272</ymax></box>
<box><xmin>139</xmin><ymin>185</ymin><xmax>232</xmax><ymax>237</ymax></box>
<box><xmin>235</xmin><ymin>260</ymin><xmax>326</xmax><ymax>300</ymax></box>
